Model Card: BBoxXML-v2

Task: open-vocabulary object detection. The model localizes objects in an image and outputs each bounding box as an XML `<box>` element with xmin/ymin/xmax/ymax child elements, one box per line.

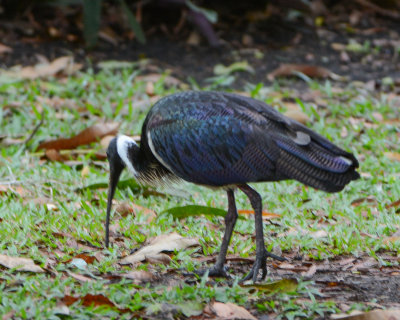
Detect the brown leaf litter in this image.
<box><xmin>0</xmin><ymin>254</ymin><xmax>44</xmax><ymax>273</ymax></box>
<box><xmin>37</xmin><ymin>122</ymin><xmax>119</xmax><ymax>151</ymax></box>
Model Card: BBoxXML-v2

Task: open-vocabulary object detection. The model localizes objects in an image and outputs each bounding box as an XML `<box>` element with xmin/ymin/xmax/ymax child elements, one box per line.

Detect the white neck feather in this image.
<box><xmin>116</xmin><ymin>135</ymin><xmax>139</xmax><ymax>176</ymax></box>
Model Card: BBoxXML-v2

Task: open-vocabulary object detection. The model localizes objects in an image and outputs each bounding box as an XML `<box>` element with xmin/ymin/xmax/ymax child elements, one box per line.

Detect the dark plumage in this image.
<box><xmin>105</xmin><ymin>91</ymin><xmax>359</xmax><ymax>281</ymax></box>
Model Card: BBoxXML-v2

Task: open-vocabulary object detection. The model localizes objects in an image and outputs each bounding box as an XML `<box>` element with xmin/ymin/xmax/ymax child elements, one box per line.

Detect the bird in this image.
<box><xmin>105</xmin><ymin>91</ymin><xmax>360</xmax><ymax>282</ymax></box>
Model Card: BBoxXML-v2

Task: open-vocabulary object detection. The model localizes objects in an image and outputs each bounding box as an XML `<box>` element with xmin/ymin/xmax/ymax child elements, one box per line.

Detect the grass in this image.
<box><xmin>0</xmin><ymin>64</ymin><xmax>399</xmax><ymax>319</ymax></box>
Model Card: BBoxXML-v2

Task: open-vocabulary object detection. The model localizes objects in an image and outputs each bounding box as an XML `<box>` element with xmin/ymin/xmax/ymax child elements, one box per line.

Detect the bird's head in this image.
<box><xmin>106</xmin><ymin>136</ymin><xmax>126</xmax><ymax>177</ymax></box>
<box><xmin>105</xmin><ymin>135</ymin><xmax>139</xmax><ymax>247</ymax></box>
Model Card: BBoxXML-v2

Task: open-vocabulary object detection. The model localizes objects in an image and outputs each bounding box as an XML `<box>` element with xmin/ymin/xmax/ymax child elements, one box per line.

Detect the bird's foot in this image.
<box><xmin>195</xmin><ymin>265</ymin><xmax>230</xmax><ymax>278</ymax></box>
<box><xmin>241</xmin><ymin>248</ymin><xmax>285</xmax><ymax>282</ymax></box>
<box><xmin>241</xmin><ymin>250</ymin><xmax>267</xmax><ymax>283</ymax></box>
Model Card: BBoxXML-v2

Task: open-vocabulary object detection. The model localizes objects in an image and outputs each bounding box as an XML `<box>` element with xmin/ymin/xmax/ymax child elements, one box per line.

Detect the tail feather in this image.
<box><xmin>276</xmin><ymin>139</ymin><xmax>356</xmax><ymax>174</ymax></box>
<box><xmin>276</xmin><ymin>140</ymin><xmax>359</xmax><ymax>193</ymax></box>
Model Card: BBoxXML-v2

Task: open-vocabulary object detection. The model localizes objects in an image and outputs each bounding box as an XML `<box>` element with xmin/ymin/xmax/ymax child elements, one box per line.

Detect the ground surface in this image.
<box><xmin>2</xmin><ymin>1</ymin><xmax>400</xmax><ymax>86</ymax></box>
<box><xmin>1</xmin><ymin>2</ymin><xmax>400</xmax><ymax>319</ymax></box>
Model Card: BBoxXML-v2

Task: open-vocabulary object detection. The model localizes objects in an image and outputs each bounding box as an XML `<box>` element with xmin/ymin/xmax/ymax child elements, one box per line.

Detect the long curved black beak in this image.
<box><xmin>105</xmin><ymin>139</ymin><xmax>125</xmax><ymax>248</ymax></box>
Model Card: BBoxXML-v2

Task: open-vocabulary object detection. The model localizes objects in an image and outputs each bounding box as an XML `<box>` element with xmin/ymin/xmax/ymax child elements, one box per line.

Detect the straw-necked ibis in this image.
<box><xmin>105</xmin><ymin>91</ymin><xmax>359</xmax><ymax>281</ymax></box>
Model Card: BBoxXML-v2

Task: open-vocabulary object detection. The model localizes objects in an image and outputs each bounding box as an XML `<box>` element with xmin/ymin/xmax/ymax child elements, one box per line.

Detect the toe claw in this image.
<box><xmin>252</xmin><ymin>260</ymin><xmax>260</xmax><ymax>282</ymax></box>
<box><xmin>261</xmin><ymin>265</ymin><xmax>267</xmax><ymax>280</ymax></box>
<box><xmin>241</xmin><ymin>249</ymin><xmax>270</xmax><ymax>282</ymax></box>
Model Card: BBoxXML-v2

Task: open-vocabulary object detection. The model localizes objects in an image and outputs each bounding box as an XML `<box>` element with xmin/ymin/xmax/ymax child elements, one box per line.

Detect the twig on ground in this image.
<box><xmin>24</xmin><ymin>111</ymin><xmax>45</xmax><ymax>149</ymax></box>
<box><xmin>355</xmin><ymin>0</ymin><xmax>400</xmax><ymax>19</ymax></box>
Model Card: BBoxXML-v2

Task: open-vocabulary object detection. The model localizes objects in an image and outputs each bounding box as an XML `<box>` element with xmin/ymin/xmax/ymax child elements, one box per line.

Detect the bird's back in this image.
<box><xmin>140</xmin><ymin>91</ymin><xmax>359</xmax><ymax>192</ymax></box>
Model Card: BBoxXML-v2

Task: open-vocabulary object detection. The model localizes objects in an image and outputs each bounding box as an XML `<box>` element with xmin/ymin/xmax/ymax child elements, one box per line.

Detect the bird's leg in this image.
<box><xmin>210</xmin><ymin>189</ymin><xmax>238</xmax><ymax>276</ymax></box>
<box><xmin>197</xmin><ymin>189</ymin><xmax>237</xmax><ymax>278</ymax></box>
<box><xmin>239</xmin><ymin>184</ymin><xmax>282</xmax><ymax>282</ymax></box>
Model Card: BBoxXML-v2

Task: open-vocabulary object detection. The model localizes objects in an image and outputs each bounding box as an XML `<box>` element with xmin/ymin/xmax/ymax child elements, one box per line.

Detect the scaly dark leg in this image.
<box><xmin>197</xmin><ymin>189</ymin><xmax>237</xmax><ymax>277</ymax></box>
<box><xmin>239</xmin><ymin>184</ymin><xmax>285</xmax><ymax>282</ymax></box>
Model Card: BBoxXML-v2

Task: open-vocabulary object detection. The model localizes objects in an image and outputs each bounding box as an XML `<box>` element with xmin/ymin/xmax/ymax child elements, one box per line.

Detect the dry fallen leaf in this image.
<box><xmin>383</xmin><ymin>236</ymin><xmax>400</xmax><ymax>245</ymax></box>
<box><xmin>283</xmin><ymin>101</ymin><xmax>302</xmax><ymax>111</ymax></box>
<box><xmin>277</xmin><ymin>262</ymin><xmax>297</xmax><ymax>270</ymax></box>
<box><xmin>45</xmin><ymin>149</ymin><xmax>67</xmax><ymax>162</ymax></box>
<box><xmin>100</xmin><ymin>135</ymin><xmax>115</xmax><ymax>151</ymax></box>
<box><xmin>69</xmin><ymin>253</ymin><xmax>97</xmax><ymax>264</ymax></box>
<box><xmin>302</xmin><ymin>264</ymin><xmax>317</xmax><ymax>277</ymax></box>
<box><xmin>29</xmin><ymin>197</ymin><xmax>56</xmax><ymax>208</ymax></box>
<box><xmin>386</xmin><ymin>199</ymin><xmax>400</xmax><ymax>209</ymax></box>
<box><xmin>310</xmin><ymin>230</ymin><xmax>328</xmax><ymax>239</ymax></box>
<box><xmin>383</xmin><ymin>118</ymin><xmax>400</xmax><ymax>126</ymax></box>
<box><xmin>116</xmin><ymin>202</ymin><xmax>157</xmax><ymax>222</ymax></box>
<box><xmin>98</xmin><ymin>28</ymin><xmax>120</xmax><ymax>46</ymax></box>
<box><xmin>121</xmin><ymin>270</ymin><xmax>156</xmax><ymax>282</ymax></box>
<box><xmin>135</xmin><ymin>73</ymin><xmax>182</xmax><ymax>86</ymax></box>
<box><xmin>351</xmin><ymin>257</ymin><xmax>378</xmax><ymax>272</ymax></box>
<box><xmin>37</xmin><ymin>122</ymin><xmax>120</xmax><ymax>151</ymax></box>
<box><xmin>237</xmin><ymin>209</ymin><xmax>280</xmax><ymax>219</ymax></box>
<box><xmin>268</xmin><ymin>64</ymin><xmax>336</xmax><ymax>80</ymax></box>
<box><xmin>338</xmin><ymin>257</ymin><xmax>356</xmax><ymax>266</ymax></box>
<box><xmin>36</xmin><ymin>96</ymin><xmax>81</xmax><ymax>111</ymax></box>
<box><xmin>0</xmin><ymin>43</ymin><xmax>12</xmax><ymax>54</ymax></box>
<box><xmin>351</xmin><ymin>196</ymin><xmax>377</xmax><ymax>207</ymax></box>
<box><xmin>67</xmin><ymin>271</ymin><xmax>94</xmax><ymax>283</ymax></box>
<box><xmin>0</xmin><ymin>185</ymin><xmax>27</xmax><ymax>197</ymax></box>
<box><xmin>115</xmin><ymin>202</ymin><xmax>134</xmax><ymax>216</ymax></box>
<box><xmin>130</xmin><ymin>96</ymin><xmax>160</xmax><ymax>111</ymax></box>
<box><xmin>1</xmin><ymin>56</ymin><xmax>82</xmax><ymax>81</ymax></box>
<box><xmin>383</xmin><ymin>229</ymin><xmax>400</xmax><ymax>245</ymax></box>
<box><xmin>284</xmin><ymin>110</ymin><xmax>310</xmax><ymax>124</ymax></box>
<box><xmin>46</xmin><ymin>203</ymin><xmax>59</xmax><ymax>211</ymax></box>
<box><xmin>145</xmin><ymin>253</ymin><xmax>172</xmax><ymax>265</ymax></box>
<box><xmin>0</xmin><ymin>137</ymin><xmax>25</xmax><ymax>146</ymax></box>
<box><xmin>81</xmin><ymin>166</ymin><xmax>90</xmax><ymax>178</ymax></box>
<box><xmin>53</xmin><ymin>302</ymin><xmax>70</xmax><ymax>316</ymax></box>
<box><xmin>1</xmin><ymin>310</ymin><xmax>16</xmax><ymax>320</ymax></box>
<box><xmin>120</xmin><ymin>233</ymin><xmax>199</xmax><ymax>264</ymax></box>
<box><xmin>146</xmin><ymin>81</ymin><xmax>155</xmax><ymax>96</ymax></box>
<box><xmin>187</xmin><ymin>30</ymin><xmax>201</xmax><ymax>45</ymax></box>
<box><xmin>62</xmin><ymin>294</ymin><xmax>128</xmax><ymax>312</ymax></box>
<box><xmin>0</xmin><ymin>184</ymin><xmax>8</xmax><ymax>195</ymax></box>
<box><xmin>0</xmin><ymin>254</ymin><xmax>44</xmax><ymax>273</ymax></box>
<box><xmin>384</xmin><ymin>152</ymin><xmax>400</xmax><ymax>162</ymax></box>
<box><xmin>331</xmin><ymin>43</ymin><xmax>346</xmax><ymax>51</ymax></box>
<box><xmin>210</xmin><ymin>302</ymin><xmax>257</xmax><ymax>320</ymax></box>
<box><xmin>332</xmin><ymin>309</ymin><xmax>400</xmax><ymax>320</ymax></box>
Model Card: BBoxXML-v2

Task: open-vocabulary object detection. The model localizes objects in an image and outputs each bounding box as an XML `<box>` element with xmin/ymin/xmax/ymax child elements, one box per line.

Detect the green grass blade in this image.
<box><xmin>79</xmin><ymin>179</ymin><xmax>142</xmax><ymax>192</ymax></box>
<box><xmin>185</xmin><ymin>0</ymin><xmax>218</xmax><ymax>23</ymax></box>
<box><xmin>83</xmin><ymin>0</ymin><xmax>102</xmax><ymax>48</ymax></box>
<box><xmin>162</xmin><ymin>205</ymin><xmax>227</xmax><ymax>219</ymax></box>
<box><xmin>118</xmin><ymin>0</ymin><xmax>146</xmax><ymax>44</ymax></box>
